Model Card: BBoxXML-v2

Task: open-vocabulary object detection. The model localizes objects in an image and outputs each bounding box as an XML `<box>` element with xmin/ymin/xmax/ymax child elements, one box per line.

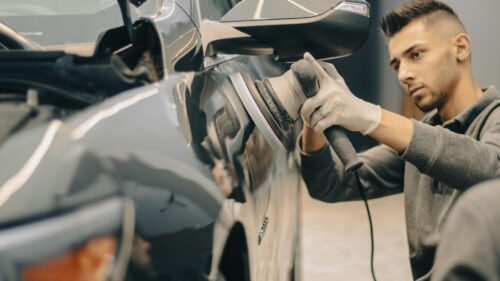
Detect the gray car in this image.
<box><xmin>0</xmin><ymin>0</ymin><xmax>370</xmax><ymax>280</ymax></box>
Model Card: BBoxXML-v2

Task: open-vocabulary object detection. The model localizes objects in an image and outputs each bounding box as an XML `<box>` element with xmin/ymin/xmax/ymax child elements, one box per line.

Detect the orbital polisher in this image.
<box><xmin>231</xmin><ymin>59</ymin><xmax>363</xmax><ymax>173</ymax></box>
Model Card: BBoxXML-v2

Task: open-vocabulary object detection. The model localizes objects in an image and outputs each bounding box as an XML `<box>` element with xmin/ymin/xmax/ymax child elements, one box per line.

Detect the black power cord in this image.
<box><xmin>353</xmin><ymin>170</ymin><xmax>378</xmax><ymax>281</ymax></box>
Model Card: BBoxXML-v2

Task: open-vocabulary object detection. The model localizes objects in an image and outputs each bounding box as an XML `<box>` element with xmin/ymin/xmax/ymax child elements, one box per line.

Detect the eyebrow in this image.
<box><xmin>390</xmin><ymin>44</ymin><xmax>424</xmax><ymax>67</ymax></box>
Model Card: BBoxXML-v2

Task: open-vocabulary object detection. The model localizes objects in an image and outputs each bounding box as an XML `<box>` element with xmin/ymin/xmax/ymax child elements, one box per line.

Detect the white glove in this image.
<box><xmin>300</xmin><ymin>53</ymin><xmax>381</xmax><ymax>135</ymax></box>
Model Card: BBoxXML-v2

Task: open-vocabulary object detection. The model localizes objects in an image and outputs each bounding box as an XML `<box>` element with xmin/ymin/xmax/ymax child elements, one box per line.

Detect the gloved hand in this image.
<box><xmin>300</xmin><ymin>53</ymin><xmax>382</xmax><ymax>135</ymax></box>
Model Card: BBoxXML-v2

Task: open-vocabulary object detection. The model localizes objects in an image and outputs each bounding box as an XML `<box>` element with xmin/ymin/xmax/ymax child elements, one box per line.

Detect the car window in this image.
<box><xmin>204</xmin><ymin>0</ymin><xmax>231</xmax><ymax>20</ymax></box>
<box><xmin>0</xmin><ymin>0</ymin><xmax>117</xmax><ymax>16</ymax></box>
<box><xmin>0</xmin><ymin>0</ymin><xmax>124</xmax><ymax>53</ymax></box>
<box><xmin>204</xmin><ymin>0</ymin><xmax>242</xmax><ymax>20</ymax></box>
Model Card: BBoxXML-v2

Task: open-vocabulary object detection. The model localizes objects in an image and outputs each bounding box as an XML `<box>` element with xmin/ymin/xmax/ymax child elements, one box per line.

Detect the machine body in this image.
<box><xmin>232</xmin><ymin>59</ymin><xmax>363</xmax><ymax>173</ymax></box>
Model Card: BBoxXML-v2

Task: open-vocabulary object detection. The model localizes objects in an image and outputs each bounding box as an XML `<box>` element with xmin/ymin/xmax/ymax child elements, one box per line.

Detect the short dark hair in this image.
<box><xmin>381</xmin><ymin>0</ymin><xmax>460</xmax><ymax>37</ymax></box>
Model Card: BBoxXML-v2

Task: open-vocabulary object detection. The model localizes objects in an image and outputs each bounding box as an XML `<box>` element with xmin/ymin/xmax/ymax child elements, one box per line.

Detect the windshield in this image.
<box><xmin>0</xmin><ymin>0</ymin><xmax>117</xmax><ymax>16</ymax></box>
<box><xmin>0</xmin><ymin>0</ymin><xmax>126</xmax><ymax>54</ymax></box>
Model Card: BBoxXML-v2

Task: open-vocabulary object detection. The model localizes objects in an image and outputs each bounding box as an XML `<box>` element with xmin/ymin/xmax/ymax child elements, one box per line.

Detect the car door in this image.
<box><xmin>186</xmin><ymin>1</ymin><xmax>302</xmax><ymax>280</ymax></box>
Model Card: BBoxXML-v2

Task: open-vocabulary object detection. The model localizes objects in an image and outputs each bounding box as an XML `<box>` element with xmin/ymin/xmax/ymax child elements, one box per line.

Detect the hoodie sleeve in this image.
<box><xmin>401</xmin><ymin>107</ymin><xmax>500</xmax><ymax>190</ymax></box>
<box><xmin>299</xmin><ymin>139</ymin><xmax>404</xmax><ymax>202</ymax></box>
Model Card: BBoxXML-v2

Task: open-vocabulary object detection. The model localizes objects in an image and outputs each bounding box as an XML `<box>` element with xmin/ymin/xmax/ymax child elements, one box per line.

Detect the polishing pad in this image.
<box><xmin>230</xmin><ymin>72</ymin><xmax>295</xmax><ymax>151</ymax></box>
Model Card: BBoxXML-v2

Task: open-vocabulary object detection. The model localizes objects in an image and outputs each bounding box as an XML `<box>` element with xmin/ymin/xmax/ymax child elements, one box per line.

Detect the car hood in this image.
<box><xmin>0</xmin><ymin>81</ymin><xmax>223</xmax><ymax>227</ymax></box>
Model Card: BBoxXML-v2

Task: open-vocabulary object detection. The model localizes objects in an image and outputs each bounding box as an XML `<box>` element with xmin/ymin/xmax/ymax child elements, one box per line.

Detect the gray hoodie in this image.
<box><xmin>299</xmin><ymin>86</ymin><xmax>500</xmax><ymax>280</ymax></box>
<box><xmin>432</xmin><ymin>178</ymin><xmax>500</xmax><ymax>281</ymax></box>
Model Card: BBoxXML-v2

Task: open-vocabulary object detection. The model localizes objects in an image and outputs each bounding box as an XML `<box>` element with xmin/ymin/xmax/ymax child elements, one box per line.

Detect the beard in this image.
<box><xmin>414</xmin><ymin>53</ymin><xmax>457</xmax><ymax>113</ymax></box>
<box><xmin>414</xmin><ymin>89</ymin><xmax>447</xmax><ymax>112</ymax></box>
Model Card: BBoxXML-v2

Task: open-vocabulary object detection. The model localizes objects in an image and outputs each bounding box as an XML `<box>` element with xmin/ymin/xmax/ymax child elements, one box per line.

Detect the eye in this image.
<box><xmin>392</xmin><ymin>63</ymin><xmax>400</xmax><ymax>72</ymax></box>
<box><xmin>411</xmin><ymin>51</ymin><xmax>422</xmax><ymax>60</ymax></box>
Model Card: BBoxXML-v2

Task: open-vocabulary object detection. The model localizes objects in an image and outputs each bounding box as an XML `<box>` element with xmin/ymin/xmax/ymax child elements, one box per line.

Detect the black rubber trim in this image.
<box><xmin>254</xmin><ymin>79</ymin><xmax>293</xmax><ymax>130</ymax></box>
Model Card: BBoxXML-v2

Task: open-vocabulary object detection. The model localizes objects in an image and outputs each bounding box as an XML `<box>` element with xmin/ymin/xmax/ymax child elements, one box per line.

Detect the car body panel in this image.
<box><xmin>0</xmin><ymin>0</ymin><xmax>310</xmax><ymax>280</ymax></box>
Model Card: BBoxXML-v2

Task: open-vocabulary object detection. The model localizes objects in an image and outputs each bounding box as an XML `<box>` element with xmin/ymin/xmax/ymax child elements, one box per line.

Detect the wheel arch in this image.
<box><xmin>218</xmin><ymin>222</ymin><xmax>251</xmax><ymax>281</ymax></box>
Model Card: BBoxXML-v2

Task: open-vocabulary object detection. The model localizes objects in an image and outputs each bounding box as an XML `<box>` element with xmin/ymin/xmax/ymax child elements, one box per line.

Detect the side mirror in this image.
<box><xmin>202</xmin><ymin>0</ymin><xmax>371</xmax><ymax>62</ymax></box>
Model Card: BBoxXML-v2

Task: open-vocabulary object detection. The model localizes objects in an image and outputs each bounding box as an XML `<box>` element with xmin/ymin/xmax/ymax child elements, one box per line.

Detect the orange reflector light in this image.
<box><xmin>23</xmin><ymin>235</ymin><xmax>117</xmax><ymax>281</ymax></box>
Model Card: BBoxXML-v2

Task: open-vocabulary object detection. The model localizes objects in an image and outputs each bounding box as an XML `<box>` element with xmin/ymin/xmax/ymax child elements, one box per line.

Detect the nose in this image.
<box><xmin>397</xmin><ymin>62</ymin><xmax>415</xmax><ymax>88</ymax></box>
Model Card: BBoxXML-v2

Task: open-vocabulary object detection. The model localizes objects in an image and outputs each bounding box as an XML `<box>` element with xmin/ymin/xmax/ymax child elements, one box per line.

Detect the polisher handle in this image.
<box><xmin>324</xmin><ymin>126</ymin><xmax>363</xmax><ymax>173</ymax></box>
<box><xmin>291</xmin><ymin>60</ymin><xmax>363</xmax><ymax>174</ymax></box>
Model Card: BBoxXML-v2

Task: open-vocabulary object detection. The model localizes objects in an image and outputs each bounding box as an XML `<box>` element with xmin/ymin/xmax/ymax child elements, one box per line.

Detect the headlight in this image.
<box><xmin>0</xmin><ymin>197</ymin><xmax>134</xmax><ymax>281</ymax></box>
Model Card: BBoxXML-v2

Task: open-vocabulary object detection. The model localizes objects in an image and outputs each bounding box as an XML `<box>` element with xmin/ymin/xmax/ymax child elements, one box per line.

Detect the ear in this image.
<box><xmin>453</xmin><ymin>33</ymin><xmax>471</xmax><ymax>62</ymax></box>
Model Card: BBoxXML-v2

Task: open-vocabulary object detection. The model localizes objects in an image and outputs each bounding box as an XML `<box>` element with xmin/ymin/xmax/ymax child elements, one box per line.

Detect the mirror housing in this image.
<box><xmin>202</xmin><ymin>0</ymin><xmax>371</xmax><ymax>62</ymax></box>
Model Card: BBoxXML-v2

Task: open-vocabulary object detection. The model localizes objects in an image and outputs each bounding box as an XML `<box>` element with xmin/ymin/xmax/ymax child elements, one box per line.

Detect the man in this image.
<box><xmin>297</xmin><ymin>0</ymin><xmax>500</xmax><ymax>280</ymax></box>
<box><xmin>432</xmin><ymin>179</ymin><xmax>500</xmax><ymax>281</ymax></box>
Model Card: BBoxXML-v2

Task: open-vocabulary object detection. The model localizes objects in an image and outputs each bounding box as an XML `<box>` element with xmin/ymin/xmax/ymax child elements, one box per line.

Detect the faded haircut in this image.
<box><xmin>380</xmin><ymin>0</ymin><xmax>465</xmax><ymax>38</ymax></box>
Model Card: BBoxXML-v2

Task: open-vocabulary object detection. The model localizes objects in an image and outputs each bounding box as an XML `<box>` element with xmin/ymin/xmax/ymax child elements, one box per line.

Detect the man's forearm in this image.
<box><xmin>301</xmin><ymin>125</ymin><xmax>327</xmax><ymax>153</ymax></box>
<box><xmin>301</xmin><ymin>108</ymin><xmax>413</xmax><ymax>154</ymax></box>
<box><xmin>369</xmin><ymin>109</ymin><xmax>413</xmax><ymax>154</ymax></box>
